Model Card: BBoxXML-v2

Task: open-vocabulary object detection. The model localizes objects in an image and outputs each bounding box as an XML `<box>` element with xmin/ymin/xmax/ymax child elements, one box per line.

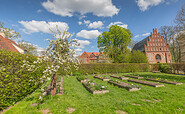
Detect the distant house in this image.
<box><xmin>0</xmin><ymin>32</ymin><xmax>26</xmax><ymax>54</ymax></box>
<box><xmin>78</xmin><ymin>51</ymin><xmax>111</xmax><ymax>63</ymax></box>
<box><xmin>132</xmin><ymin>28</ymin><xmax>172</xmax><ymax>64</ymax></box>
<box><xmin>176</xmin><ymin>30</ymin><xmax>185</xmax><ymax>63</ymax></box>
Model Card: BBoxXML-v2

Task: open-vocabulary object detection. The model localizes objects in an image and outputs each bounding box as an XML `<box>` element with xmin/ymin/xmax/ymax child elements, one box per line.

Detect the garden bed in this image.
<box><xmin>108</xmin><ymin>81</ymin><xmax>141</xmax><ymax>91</ymax></box>
<box><xmin>76</xmin><ymin>77</ymin><xmax>90</xmax><ymax>83</ymax></box>
<box><xmin>82</xmin><ymin>81</ymin><xmax>109</xmax><ymax>94</ymax></box>
<box><xmin>94</xmin><ymin>76</ymin><xmax>110</xmax><ymax>81</ymax></box>
<box><xmin>110</xmin><ymin>75</ymin><xmax>129</xmax><ymax>80</ymax></box>
<box><xmin>123</xmin><ymin>75</ymin><xmax>144</xmax><ymax>79</ymax></box>
<box><xmin>128</xmin><ymin>79</ymin><xmax>164</xmax><ymax>87</ymax></box>
<box><xmin>146</xmin><ymin>78</ymin><xmax>183</xmax><ymax>85</ymax></box>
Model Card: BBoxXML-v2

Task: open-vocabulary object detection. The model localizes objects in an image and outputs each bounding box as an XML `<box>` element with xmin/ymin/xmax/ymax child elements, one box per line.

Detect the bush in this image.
<box><xmin>158</xmin><ymin>63</ymin><xmax>173</xmax><ymax>73</ymax></box>
<box><xmin>77</xmin><ymin>63</ymin><xmax>149</xmax><ymax>74</ymax></box>
<box><xmin>131</xmin><ymin>50</ymin><xmax>148</xmax><ymax>63</ymax></box>
<box><xmin>0</xmin><ymin>49</ymin><xmax>46</xmax><ymax>110</ymax></box>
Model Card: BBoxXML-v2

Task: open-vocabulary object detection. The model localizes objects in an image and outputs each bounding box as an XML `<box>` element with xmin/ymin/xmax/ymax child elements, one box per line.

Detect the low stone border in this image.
<box><xmin>76</xmin><ymin>77</ymin><xmax>90</xmax><ymax>83</ymax></box>
<box><xmin>57</xmin><ymin>77</ymin><xmax>64</xmax><ymax>95</ymax></box>
<box><xmin>108</xmin><ymin>81</ymin><xmax>141</xmax><ymax>91</ymax></box>
<box><xmin>128</xmin><ymin>79</ymin><xmax>164</xmax><ymax>87</ymax></box>
<box><xmin>123</xmin><ymin>75</ymin><xmax>144</xmax><ymax>79</ymax></box>
<box><xmin>146</xmin><ymin>78</ymin><xmax>183</xmax><ymax>85</ymax></box>
<box><xmin>82</xmin><ymin>82</ymin><xmax>109</xmax><ymax>94</ymax></box>
<box><xmin>110</xmin><ymin>75</ymin><xmax>129</xmax><ymax>80</ymax></box>
<box><xmin>94</xmin><ymin>76</ymin><xmax>110</xmax><ymax>81</ymax></box>
<box><xmin>152</xmin><ymin>71</ymin><xmax>161</xmax><ymax>73</ymax></box>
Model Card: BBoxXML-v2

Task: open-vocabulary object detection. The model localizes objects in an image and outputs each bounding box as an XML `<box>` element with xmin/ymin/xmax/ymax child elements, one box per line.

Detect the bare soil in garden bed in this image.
<box><xmin>128</xmin><ymin>79</ymin><xmax>164</xmax><ymax>87</ymax></box>
<box><xmin>108</xmin><ymin>81</ymin><xmax>141</xmax><ymax>91</ymax></box>
<box><xmin>146</xmin><ymin>78</ymin><xmax>183</xmax><ymax>85</ymax></box>
<box><xmin>123</xmin><ymin>75</ymin><xmax>144</xmax><ymax>79</ymax></box>
<box><xmin>110</xmin><ymin>75</ymin><xmax>129</xmax><ymax>80</ymax></box>
<box><xmin>94</xmin><ymin>76</ymin><xmax>110</xmax><ymax>81</ymax></box>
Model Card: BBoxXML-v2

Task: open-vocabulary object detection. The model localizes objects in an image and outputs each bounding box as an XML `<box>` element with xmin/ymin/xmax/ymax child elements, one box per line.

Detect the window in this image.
<box><xmin>155</xmin><ymin>54</ymin><xmax>161</xmax><ymax>60</ymax></box>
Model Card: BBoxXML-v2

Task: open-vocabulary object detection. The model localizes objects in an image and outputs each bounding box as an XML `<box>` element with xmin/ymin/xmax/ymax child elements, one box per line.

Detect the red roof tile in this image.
<box><xmin>0</xmin><ymin>35</ymin><xmax>26</xmax><ymax>53</ymax></box>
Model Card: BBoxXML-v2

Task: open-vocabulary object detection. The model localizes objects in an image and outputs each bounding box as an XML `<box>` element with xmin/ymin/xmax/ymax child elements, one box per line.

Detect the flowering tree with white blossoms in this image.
<box><xmin>22</xmin><ymin>27</ymin><xmax>80</xmax><ymax>96</ymax></box>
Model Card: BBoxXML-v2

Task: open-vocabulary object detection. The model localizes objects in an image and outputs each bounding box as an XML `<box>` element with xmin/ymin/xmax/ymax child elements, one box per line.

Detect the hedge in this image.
<box><xmin>76</xmin><ymin>63</ymin><xmax>149</xmax><ymax>74</ymax></box>
<box><xmin>0</xmin><ymin>49</ymin><xmax>46</xmax><ymax>110</ymax></box>
<box><xmin>151</xmin><ymin>63</ymin><xmax>185</xmax><ymax>74</ymax></box>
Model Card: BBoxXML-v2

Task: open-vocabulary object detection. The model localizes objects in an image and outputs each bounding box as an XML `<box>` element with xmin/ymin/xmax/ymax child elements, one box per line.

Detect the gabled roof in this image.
<box><xmin>132</xmin><ymin>36</ymin><xmax>149</xmax><ymax>52</ymax></box>
<box><xmin>0</xmin><ymin>35</ymin><xmax>26</xmax><ymax>53</ymax></box>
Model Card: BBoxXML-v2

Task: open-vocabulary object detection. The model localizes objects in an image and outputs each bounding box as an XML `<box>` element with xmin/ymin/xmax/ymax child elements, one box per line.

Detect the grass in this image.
<box><xmin>3</xmin><ymin>72</ymin><xmax>185</xmax><ymax>114</ymax></box>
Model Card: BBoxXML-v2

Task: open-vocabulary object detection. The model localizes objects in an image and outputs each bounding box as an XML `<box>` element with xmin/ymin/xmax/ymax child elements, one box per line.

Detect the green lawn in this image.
<box><xmin>3</xmin><ymin>72</ymin><xmax>185</xmax><ymax>114</ymax></box>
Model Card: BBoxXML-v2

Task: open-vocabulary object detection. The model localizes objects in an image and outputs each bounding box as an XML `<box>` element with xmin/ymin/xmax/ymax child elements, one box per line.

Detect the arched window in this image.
<box><xmin>155</xmin><ymin>54</ymin><xmax>161</xmax><ymax>61</ymax></box>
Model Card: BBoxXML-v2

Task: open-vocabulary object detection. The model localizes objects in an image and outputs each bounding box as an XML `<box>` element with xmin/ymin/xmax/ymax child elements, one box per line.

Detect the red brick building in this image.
<box><xmin>133</xmin><ymin>28</ymin><xmax>172</xmax><ymax>63</ymax></box>
<box><xmin>78</xmin><ymin>51</ymin><xmax>111</xmax><ymax>63</ymax></box>
<box><xmin>0</xmin><ymin>32</ymin><xmax>26</xmax><ymax>54</ymax></box>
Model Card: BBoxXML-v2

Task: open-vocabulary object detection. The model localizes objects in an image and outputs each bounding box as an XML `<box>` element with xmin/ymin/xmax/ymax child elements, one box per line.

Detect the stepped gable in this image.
<box><xmin>133</xmin><ymin>28</ymin><xmax>172</xmax><ymax>63</ymax></box>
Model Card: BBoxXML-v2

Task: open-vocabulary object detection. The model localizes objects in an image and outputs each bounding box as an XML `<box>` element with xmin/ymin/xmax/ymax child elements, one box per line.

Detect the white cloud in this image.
<box><xmin>78</xmin><ymin>21</ymin><xmax>82</xmax><ymax>25</ymax></box>
<box><xmin>84</xmin><ymin>20</ymin><xmax>91</xmax><ymax>25</ymax></box>
<box><xmin>76</xmin><ymin>30</ymin><xmax>101</xmax><ymax>39</ymax></box>
<box><xmin>108</xmin><ymin>22</ymin><xmax>128</xmax><ymax>29</ymax></box>
<box><xmin>135</xmin><ymin>34</ymin><xmax>140</xmax><ymax>38</ymax></box>
<box><xmin>42</xmin><ymin>0</ymin><xmax>119</xmax><ymax>17</ymax></box>
<box><xmin>77</xmin><ymin>40</ymin><xmax>91</xmax><ymax>48</ymax></box>
<box><xmin>75</xmin><ymin>48</ymin><xmax>82</xmax><ymax>52</ymax></box>
<box><xmin>19</xmin><ymin>20</ymin><xmax>69</xmax><ymax>34</ymax></box>
<box><xmin>37</xmin><ymin>9</ymin><xmax>42</xmax><ymax>13</ymax></box>
<box><xmin>74</xmin><ymin>51</ymin><xmax>82</xmax><ymax>57</ymax></box>
<box><xmin>88</xmin><ymin>21</ymin><xmax>104</xmax><ymax>29</ymax></box>
<box><xmin>136</xmin><ymin>0</ymin><xmax>164</xmax><ymax>11</ymax></box>
<box><xmin>79</xmin><ymin>15</ymin><xmax>86</xmax><ymax>20</ymax></box>
<box><xmin>134</xmin><ymin>32</ymin><xmax>150</xmax><ymax>38</ymax></box>
<box><xmin>74</xmin><ymin>40</ymin><xmax>91</xmax><ymax>57</ymax></box>
<box><xmin>142</xmin><ymin>32</ymin><xmax>150</xmax><ymax>36</ymax></box>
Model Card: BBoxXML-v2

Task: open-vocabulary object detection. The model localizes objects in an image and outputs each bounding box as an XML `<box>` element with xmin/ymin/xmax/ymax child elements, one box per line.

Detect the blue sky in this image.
<box><xmin>0</xmin><ymin>0</ymin><xmax>184</xmax><ymax>56</ymax></box>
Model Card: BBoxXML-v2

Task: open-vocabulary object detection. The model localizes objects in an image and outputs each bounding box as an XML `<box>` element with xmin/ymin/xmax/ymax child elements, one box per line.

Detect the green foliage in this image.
<box><xmin>78</xmin><ymin>63</ymin><xmax>149</xmax><ymax>74</ymax></box>
<box><xmin>0</xmin><ymin>22</ymin><xmax>21</xmax><ymax>39</ymax></box>
<box><xmin>4</xmin><ymin>74</ymin><xmax>185</xmax><ymax>114</ymax></box>
<box><xmin>131</xmin><ymin>50</ymin><xmax>148</xmax><ymax>63</ymax></box>
<box><xmin>86</xmin><ymin>80</ymin><xmax>108</xmax><ymax>91</ymax></box>
<box><xmin>18</xmin><ymin>41</ymin><xmax>38</xmax><ymax>56</ymax></box>
<box><xmin>97</xmin><ymin>25</ymin><xmax>133</xmax><ymax>63</ymax></box>
<box><xmin>117</xmin><ymin>49</ymin><xmax>131</xmax><ymax>63</ymax></box>
<box><xmin>158</xmin><ymin>63</ymin><xmax>173</xmax><ymax>73</ymax></box>
<box><xmin>0</xmin><ymin>49</ymin><xmax>46</xmax><ymax>110</ymax></box>
<box><xmin>73</xmin><ymin>72</ymin><xmax>82</xmax><ymax>76</ymax></box>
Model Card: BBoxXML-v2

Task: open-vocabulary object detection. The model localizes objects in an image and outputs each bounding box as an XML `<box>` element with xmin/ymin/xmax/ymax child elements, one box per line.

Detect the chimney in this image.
<box><xmin>0</xmin><ymin>32</ymin><xmax>5</xmax><ymax>37</ymax></box>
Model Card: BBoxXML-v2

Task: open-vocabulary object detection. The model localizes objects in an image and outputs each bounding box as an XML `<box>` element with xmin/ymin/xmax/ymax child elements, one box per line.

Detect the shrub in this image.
<box><xmin>77</xmin><ymin>63</ymin><xmax>149</xmax><ymax>74</ymax></box>
<box><xmin>158</xmin><ymin>63</ymin><xmax>173</xmax><ymax>73</ymax></box>
<box><xmin>0</xmin><ymin>49</ymin><xmax>46</xmax><ymax>110</ymax></box>
<box><xmin>131</xmin><ymin>50</ymin><xmax>148</xmax><ymax>63</ymax></box>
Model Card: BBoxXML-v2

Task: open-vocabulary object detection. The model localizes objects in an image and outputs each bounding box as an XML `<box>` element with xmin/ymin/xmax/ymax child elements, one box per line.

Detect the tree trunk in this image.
<box><xmin>52</xmin><ymin>73</ymin><xmax>56</xmax><ymax>96</ymax></box>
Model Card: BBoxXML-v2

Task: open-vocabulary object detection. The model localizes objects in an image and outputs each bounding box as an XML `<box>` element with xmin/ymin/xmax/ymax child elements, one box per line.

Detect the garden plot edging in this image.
<box><xmin>94</xmin><ymin>76</ymin><xmax>110</xmax><ymax>81</ymax></box>
<box><xmin>110</xmin><ymin>75</ymin><xmax>129</xmax><ymax>80</ymax></box>
<box><xmin>128</xmin><ymin>79</ymin><xmax>164</xmax><ymax>87</ymax></box>
<box><xmin>108</xmin><ymin>81</ymin><xmax>141</xmax><ymax>91</ymax></box>
<box><xmin>146</xmin><ymin>78</ymin><xmax>183</xmax><ymax>85</ymax></box>
<box><xmin>82</xmin><ymin>82</ymin><xmax>109</xmax><ymax>94</ymax></box>
<box><xmin>123</xmin><ymin>75</ymin><xmax>144</xmax><ymax>79</ymax></box>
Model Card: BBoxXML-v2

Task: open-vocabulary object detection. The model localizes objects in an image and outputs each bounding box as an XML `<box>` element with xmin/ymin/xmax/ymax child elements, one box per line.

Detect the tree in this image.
<box><xmin>131</xmin><ymin>50</ymin><xmax>148</xmax><ymax>63</ymax></box>
<box><xmin>175</xmin><ymin>4</ymin><xmax>185</xmax><ymax>30</ymax></box>
<box><xmin>97</xmin><ymin>25</ymin><xmax>133</xmax><ymax>63</ymax></box>
<box><xmin>0</xmin><ymin>22</ymin><xmax>21</xmax><ymax>39</ymax></box>
<box><xmin>23</xmin><ymin>27</ymin><xmax>79</xmax><ymax>96</ymax></box>
<box><xmin>18</xmin><ymin>40</ymin><xmax>38</xmax><ymax>56</ymax></box>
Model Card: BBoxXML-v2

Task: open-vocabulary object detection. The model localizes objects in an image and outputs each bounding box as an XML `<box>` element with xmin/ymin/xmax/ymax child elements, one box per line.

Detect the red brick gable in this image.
<box><xmin>0</xmin><ymin>35</ymin><xmax>26</xmax><ymax>53</ymax></box>
<box><xmin>144</xmin><ymin>28</ymin><xmax>172</xmax><ymax>63</ymax></box>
